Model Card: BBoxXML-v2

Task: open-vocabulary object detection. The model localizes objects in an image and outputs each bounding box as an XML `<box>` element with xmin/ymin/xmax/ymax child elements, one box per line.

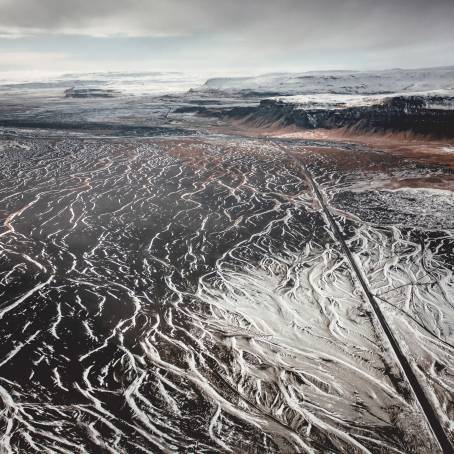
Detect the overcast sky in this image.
<box><xmin>0</xmin><ymin>0</ymin><xmax>453</xmax><ymax>75</ymax></box>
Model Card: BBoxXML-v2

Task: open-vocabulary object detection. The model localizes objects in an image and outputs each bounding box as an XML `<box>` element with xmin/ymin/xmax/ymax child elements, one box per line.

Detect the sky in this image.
<box><xmin>0</xmin><ymin>0</ymin><xmax>453</xmax><ymax>76</ymax></box>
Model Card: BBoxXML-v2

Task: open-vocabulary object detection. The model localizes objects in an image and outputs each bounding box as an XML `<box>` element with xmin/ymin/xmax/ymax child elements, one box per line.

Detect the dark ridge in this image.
<box><xmin>206</xmin><ymin>96</ymin><xmax>454</xmax><ymax>139</ymax></box>
<box><xmin>64</xmin><ymin>87</ymin><xmax>120</xmax><ymax>98</ymax></box>
<box><xmin>0</xmin><ymin>120</ymin><xmax>196</xmax><ymax>137</ymax></box>
<box><xmin>175</xmin><ymin>105</ymin><xmax>257</xmax><ymax>117</ymax></box>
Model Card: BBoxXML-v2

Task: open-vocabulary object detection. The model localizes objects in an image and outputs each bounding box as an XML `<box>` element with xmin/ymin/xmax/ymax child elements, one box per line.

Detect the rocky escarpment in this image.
<box><xmin>213</xmin><ymin>95</ymin><xmax>454</xmax><ymax>138</ymax></box>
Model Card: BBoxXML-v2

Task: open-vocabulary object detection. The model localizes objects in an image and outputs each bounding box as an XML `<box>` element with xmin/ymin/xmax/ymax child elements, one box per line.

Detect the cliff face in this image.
<box><xmin>220</xmin><ymin>96</ymin><xmax>454</xmax><ymax>138</ymax></box>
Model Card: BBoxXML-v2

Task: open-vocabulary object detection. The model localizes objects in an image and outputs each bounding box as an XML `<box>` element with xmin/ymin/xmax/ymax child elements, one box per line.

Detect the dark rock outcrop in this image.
<box><xmin>64</xmin><ymin>87</ymin><xmax>120</xmax><ymax>98</ymax></box>
<box><xmin>217</xmin><ymin>96</ymin><xmax>454</xmax><ymax>138</ymax></box>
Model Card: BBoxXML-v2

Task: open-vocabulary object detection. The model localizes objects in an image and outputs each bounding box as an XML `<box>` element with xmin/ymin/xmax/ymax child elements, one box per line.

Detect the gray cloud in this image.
<box><xmin>0</xmin><ymin>0</ymin><xmax>453</xmax><ymax>41</ymax></box>
<box><xmin>0</xmin><ymin>0</ymin><xmax>453</xmax><ymax>71</ymax></box>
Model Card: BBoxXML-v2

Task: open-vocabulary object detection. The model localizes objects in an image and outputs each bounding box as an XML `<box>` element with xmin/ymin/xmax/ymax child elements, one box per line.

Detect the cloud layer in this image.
<box><xmin>0</xmin><ymin>0</ymin><xmax>453</xmax><ymax>41</ymax></box>
<box><xmin>0</xmin><ymin>0</ymin><xmax>453</xmax><ymax>72</ymax></box>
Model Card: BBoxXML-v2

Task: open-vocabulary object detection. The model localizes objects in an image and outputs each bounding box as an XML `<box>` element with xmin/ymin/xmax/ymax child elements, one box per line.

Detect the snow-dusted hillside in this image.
<box><xmin>268</xmin><ymin>93</ymin><xmax>454</xmax><ymax>110</ymax></box>
<box><xmin>199</xmin><ymin>66</ymin><xmax>454</xmax><ymax>96</ymax></box>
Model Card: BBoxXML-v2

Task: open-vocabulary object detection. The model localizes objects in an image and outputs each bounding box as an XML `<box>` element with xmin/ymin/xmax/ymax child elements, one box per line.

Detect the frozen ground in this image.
<box><xmin>0</xmin><ymin>69</ymin><xmax>453</xmax><ymax>453</ymax></box>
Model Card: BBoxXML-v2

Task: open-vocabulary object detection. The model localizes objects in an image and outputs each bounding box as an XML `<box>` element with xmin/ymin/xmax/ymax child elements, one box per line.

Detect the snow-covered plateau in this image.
<box><xmin>199</xmin><ymin>66</ymin><xmax>454</xmax><ymax>97</ymax></box>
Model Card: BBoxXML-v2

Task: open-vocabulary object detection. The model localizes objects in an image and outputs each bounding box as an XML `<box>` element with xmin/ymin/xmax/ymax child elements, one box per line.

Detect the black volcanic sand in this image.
<box><xmin>0</xmin><ymin>118</ymin><xmax>453</xmax><ymax>453</ymax></box>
